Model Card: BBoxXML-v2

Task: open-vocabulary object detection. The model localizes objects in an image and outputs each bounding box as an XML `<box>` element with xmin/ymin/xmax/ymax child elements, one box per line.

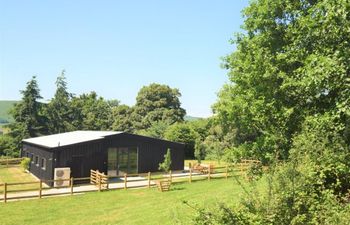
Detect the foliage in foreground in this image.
<box><xmin>213</xmin><ymin>0</ymin><xmax>350</xmax><ymax>163</ymax></box>
<box><xmin>194</xmin><ymin>0</ymin><xmax>350</xmax><ymax>222</ymax></box>
<box><xmin>194</xmin><ymin>115</ymin><xmax>350</xmax><ymax>224</ymax></box>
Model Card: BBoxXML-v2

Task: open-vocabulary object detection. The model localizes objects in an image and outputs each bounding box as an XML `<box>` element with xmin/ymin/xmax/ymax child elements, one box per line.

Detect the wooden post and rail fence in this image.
<box><xmin>0</xmin><ymin>158</ymin><xmax>25</xmax><ymax>168</ymax></box>
<box><xmin>0</xmin><ymin>159</ymin><xmax>261</xmax><ymax>203</ymax></box>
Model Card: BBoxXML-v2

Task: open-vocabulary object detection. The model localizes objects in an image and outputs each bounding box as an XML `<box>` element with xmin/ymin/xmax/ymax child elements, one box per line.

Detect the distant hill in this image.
<box><xmin>0</xmin><ymin>100</ymin><xmax>18</xmax><ymax>123</ymax></box>
<box><xmin>184</xmin><ymin>115</ymin><xmax>202</xmax><ymax>121</ymax></box>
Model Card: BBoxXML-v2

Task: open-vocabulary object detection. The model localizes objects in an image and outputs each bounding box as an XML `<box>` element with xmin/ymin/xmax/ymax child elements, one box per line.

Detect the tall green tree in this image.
<box><xmin>203</xmin><ymin>124</ymin><xmax>235</xmax><ymax>163</ymax></box>
<box><xmin>0</xmin><ymin>135</ymin><xmax>17</xmax><ymax>157</ymax></box>
<box><xmin>137</xmin><ymin>120</ymin><xmax>170</xmax><ymax>139</ymax></box>
<box><xmin>164</xmin><ymin>123</ymin><xmax>199</xmax><ymax>158</ymax></box>
<box><xmin>8</xmin><ymin>76</ymin><xmax>46</xmax><ymax>152</ymax></box>
<box><xmin>187</xmin><ymin>118</ymin><xmax>211</xmax><ymax>141</ymax></box>
<box><xmin>197</xmin><ymin>0</ymin><xmax>350</xmax><ymax>224</ymax></box>
<box><xmin>45</xmin><ymin>70</ymin><xmax>73</xmax><ymax>133</ymax></box>
<box><xmin>70</xmin><ymin>92</ymin><xmax>112</xmax><ymax>130</ymax></box>
<box><xmin>214</xmin><ymin>0</ymin><xmax>350</xmax><ymax>161</ymax></box>
<box><xmin>194</xmin><ymin>138</ymin><xmax>205</xmax><ymax>163</ymax></box>
<box><xmin>132</xmin><ymin>83</ymin><xmax>186</xmax><ymax>130</ymax></box>
<box><xmin>110</xmin><ymin>104</ymin><xmax>134</xmax><ymax>132</ymax></box>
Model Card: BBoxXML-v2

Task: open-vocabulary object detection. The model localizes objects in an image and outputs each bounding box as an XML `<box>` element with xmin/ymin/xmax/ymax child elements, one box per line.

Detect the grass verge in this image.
<box><xmin>0</xmin><ymin>177</ymin><xmax>261</xmax><ymax>225</ymax></box>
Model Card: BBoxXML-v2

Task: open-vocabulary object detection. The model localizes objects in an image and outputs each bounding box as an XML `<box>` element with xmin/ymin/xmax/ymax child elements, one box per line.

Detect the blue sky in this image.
<box><xmin>0</xmin><ymin>0</ymin><xmax>249</xmax><ymax>117</ymax></box>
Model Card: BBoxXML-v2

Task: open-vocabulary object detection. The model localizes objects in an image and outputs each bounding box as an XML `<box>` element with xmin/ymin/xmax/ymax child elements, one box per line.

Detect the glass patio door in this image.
<box><xmin>107</xmin><ymin>147</ymin><xmax>138</xmax><ymax>176</ymax></box>
<box><xmin>117</xmin><ymin>148</ymin><xmax>129</xmax><ymax>175</ymax></box>
<box><xmin>128</xmin><ymin>147</ymin><xmax>138</xmax><ymax>174</ymax></box>
<box><xmin>108</xmin><ymin>148</ymin><xmax>118</xmax><ymax>176</ymax></box>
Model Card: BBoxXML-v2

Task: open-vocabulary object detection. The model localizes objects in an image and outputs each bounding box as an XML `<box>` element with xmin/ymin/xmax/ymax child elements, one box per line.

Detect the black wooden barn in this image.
<box><xmin>21</xmin><ymin>131</ymin><xmax>184</xmax><ymax>184</ymax></box>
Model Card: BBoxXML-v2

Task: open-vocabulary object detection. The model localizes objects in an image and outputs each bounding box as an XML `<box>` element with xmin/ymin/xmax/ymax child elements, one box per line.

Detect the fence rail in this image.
<box><xmin>0</xmin><ymin>160</ymin><xmax>261</xmax><ymax>203</ymax></box>
<box><xmin>0</xmin><ymin>157</ymin><xmax>25</xmax><ymax>167</ymax></box>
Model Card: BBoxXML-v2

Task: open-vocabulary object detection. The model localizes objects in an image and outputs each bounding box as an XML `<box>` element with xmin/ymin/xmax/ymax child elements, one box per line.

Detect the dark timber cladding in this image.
<box><xmin>21</xmin><ymin>131</ymin><xmax>185</xmax><ymax>184</ymax></box>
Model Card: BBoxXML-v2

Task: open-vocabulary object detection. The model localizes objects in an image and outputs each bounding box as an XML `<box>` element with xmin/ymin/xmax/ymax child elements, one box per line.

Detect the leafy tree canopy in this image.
<box><xmin>137</xmin><ymin>120</ymin><xmax>170</xmax><ymax>139</ymax></box>
<box><xmin>132</xmin><ymin>83</ymin><xmax>186</xmax><ymax>130</ymax></box>
<box><xmin>110</xmin><ymin>104</ymin><xmax>134</xmax><ymax>132</ymax></box>
<box><xmin>70</xmin><ymin>92</ymin><xmax>112</xmax><ymax>130</ymax></box>
<box><xmin>164</xmin><ymin>123</ymin><xmax>199</xmax><ymax>158</ymax></box>
<box><xmin>7</xmin><ymin>76</ymin><xmax>47</xmax><ymax>153</ymax></box>
<box><xmin>214</xmin><ymin>0</ymin><xmax>350</xmax><ymax>161</ymax></box>
<box><xmin>45</xmin><ymin>70</ymin><xmax>74</xmax><ymax>133</ymax></box>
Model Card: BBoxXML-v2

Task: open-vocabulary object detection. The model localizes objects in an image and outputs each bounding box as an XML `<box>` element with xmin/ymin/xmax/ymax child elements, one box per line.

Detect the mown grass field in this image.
<box><xmin>0</xmin><ymin>165</ymin><xmax>36</xmax><ymax>183</ymax></box>
<box><xmin>0</xmin><ymin>165</ymin><xmax>39</xmax><ymax>191</ymax></box>
<box><xmin>0</xmin><ymin>177</ymin><xmax>263</xmax><ymax>225</ymax></box>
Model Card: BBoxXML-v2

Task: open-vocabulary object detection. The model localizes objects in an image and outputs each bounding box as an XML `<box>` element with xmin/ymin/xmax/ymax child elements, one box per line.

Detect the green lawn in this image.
<box><xmin>0</xmin><ymin>178</ymin><xmax>258</xmax><ymax>225</ymax></box>
<box><xmin>0</xmin><ymin>165</ymin><xmax>39</xmax><ymax>191</ymax></box>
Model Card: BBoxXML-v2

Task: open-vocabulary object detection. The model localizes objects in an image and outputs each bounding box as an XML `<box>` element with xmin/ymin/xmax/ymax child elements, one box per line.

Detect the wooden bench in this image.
<box><xmin>157</xmin><ymin>180</ymin><xmax>171</xmax><ymax>192</ymax></box>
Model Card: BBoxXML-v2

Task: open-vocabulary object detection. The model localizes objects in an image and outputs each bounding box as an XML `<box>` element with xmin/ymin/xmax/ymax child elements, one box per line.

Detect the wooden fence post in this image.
<box><xmin>226</xmin><ymin>165</ymin><xmax>228</xmax><ymax>179</ymax></box>
<box><xmin>189</xmin><ymin>168</ymin><xmax>192</xmax><ymax>183</ymax></box>
<box><xmin>169</xmin><ymin>170</ymin><xmax>172</xmax><ymax>183</ymax></box>
<box><xmin>98</xmin><ymin>175</ymin><xmax>101</xmax><ymax>192</ymax></box>
<box><xmin>124</xmin><ymin>174</ymin><xmax>127</xmax><ymax>190</ymax></box>
<box><xmin>4</xmin><ymin>183</ymin><xmax>7</xmax><ymax>203</ymax></box>
<box><xmin>39</xmin><ymin>180</ymin><xmax>42</xmax><ymax>199</ymax></box>
<box><xmin>70</xmin><ymin>177</ymin><xmax>74</xmax><ymax>195</ymax></box>
<box><xmin>148</xmin><ymin>172</ymin><xmax>151</xmax><ymax>188</ymax></box>
<box><xmin>208</xmin><ymin>167</ymin><xmax>211</xmax><ymax>181</ymax></box>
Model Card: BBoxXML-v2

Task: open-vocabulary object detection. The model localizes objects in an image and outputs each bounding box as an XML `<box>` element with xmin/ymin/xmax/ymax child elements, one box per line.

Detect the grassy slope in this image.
<box><xmin>0</xmin><ymin>100</ymin><xmax>17</xmax><ymax>122</ymax></box>
<box><xmin>0</xmin><ymin>165</ymin><xmax>38</xmax><ymax>191</ymax></box>
<box><xmin>0</xmin><ymin>178</ymin><xmax>258</xmax><ymax>225</ymax></box>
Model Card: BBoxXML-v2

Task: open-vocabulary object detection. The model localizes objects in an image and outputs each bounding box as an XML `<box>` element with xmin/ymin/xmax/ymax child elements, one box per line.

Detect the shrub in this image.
<box><xmin>194</xmin><ymin>139</ymin><xmax>205</xmax><ymax>164</ymax></box>
<box><xmin>246</xmin><ymin>163</ymin><xmax>263</xmax><ymax>181</ymax></box>
<box><xmin>159</xmin><ymin>149</ymin><xmax>172</xmax><ymax>172</ymax></box>
<box><xmin>21</xmin><ymin>157</ymin><xmax>31</xmax><ymax>171</ymax></box>
<box><xmin>192</xmin><ymin>202</ymin><xmax>253</xmax><ymax>225</ymax></box>
<box><xmin>192</xmin><ymin>115</ymin><xmax>350</xmax><ymax>224</ymax></box>
<box><xmin>164</xmin><ymin>123</ymin><xmax>199</xmax><ymax>158</ymax></box>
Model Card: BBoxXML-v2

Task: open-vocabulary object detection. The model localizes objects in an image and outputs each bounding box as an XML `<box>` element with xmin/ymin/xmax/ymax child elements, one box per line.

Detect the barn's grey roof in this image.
<box><xmin>23</xmin><ymin>131</ymin><xmax>122</xmax><ymax>148</ymax></box>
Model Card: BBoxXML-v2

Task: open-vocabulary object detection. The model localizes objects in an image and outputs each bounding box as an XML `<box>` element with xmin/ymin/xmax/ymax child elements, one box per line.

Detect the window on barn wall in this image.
<box><xmin>41</xmin><ymin>158</ymin><xmax>46</xmax><ymax>170</ymax></box>
<box><xmin>30</xmin><ymin>154</ymin><xmax>34</xmax><ymax>163</ymax></box>
<box><xmin>35</xmin><ymin>156</ymin><xmax>39</xmax><ymax>166</ymax></box>
<box><xmin>128</xmin><ymin>147</ymin><xmax>138</xmax><ymax>174</ymax></box>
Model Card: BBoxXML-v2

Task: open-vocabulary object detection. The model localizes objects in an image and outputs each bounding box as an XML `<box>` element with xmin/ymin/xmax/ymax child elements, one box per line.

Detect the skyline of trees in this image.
<box><xmin>0</xmin><ymin>74</ymin><xmax>196</xmax><ymax>157</ymax></box>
